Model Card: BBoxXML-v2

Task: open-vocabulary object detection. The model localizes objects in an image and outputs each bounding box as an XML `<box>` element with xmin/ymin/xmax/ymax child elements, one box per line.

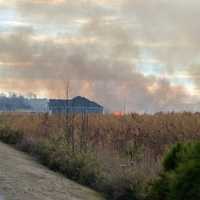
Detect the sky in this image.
<box><xmin>0</xmin><ymin>0</ymin><xmax>200</xmax><ymax>112</ymax></box>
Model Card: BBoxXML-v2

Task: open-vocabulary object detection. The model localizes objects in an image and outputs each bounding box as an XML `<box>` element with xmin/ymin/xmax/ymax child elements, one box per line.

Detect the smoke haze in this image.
<box><xmin>0</xmin><ymin>0</ymin><xmax>200</xmax><ymax>112</ymax></box>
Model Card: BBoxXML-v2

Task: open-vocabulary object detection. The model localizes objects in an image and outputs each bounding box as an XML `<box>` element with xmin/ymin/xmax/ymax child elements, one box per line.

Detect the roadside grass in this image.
<box><xmin>0</xmin><ymin>125</ymin><xmax>140</xmax><ymax>200</ymax></box>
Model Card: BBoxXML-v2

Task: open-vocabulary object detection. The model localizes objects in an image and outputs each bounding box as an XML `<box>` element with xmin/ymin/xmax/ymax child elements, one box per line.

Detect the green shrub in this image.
<box><xmin>147</xmin><ymin>173</ymin><xmax>171</xmax><ymax>200</ymax></box>
<box><xmin>162</xmin><ymin>143</ymin><xmax>183</xmax><ymax>171</ymax></box>
<box><xmin>170</xmin><ymin>160</ymin><xmax>200</xmax><ymax>200</ymax></box>
<box><xmin>98</xmin><ymin>175</ymin><xmax>139</xmax><ymax>200</ymax></box>
<box><xmin>163</xmin><ymin>142</ymin><xmax>200</xmax><ymax>172</ymax></box>
<box><xmin>148</xmin><ymin>141</ymin><xmax>200</xmax><ymax>200</ymax></box>
<box><xmin>75</xmin><ymin>153</ymin><xmax>101</xmax><ymax>186</ymax></box>
<box><xmin>0</xmin><ymin>126</ymin><xmax>23</xmax><ymax>144</ymax></box>
<box><xmin>32</xmin><ymin>137</ymin><xmax>102</xmax><ymax>188</ymax></box>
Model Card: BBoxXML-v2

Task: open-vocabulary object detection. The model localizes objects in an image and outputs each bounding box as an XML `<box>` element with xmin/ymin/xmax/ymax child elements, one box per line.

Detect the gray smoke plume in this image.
<box><xmin>0</xmin><ymin>0</ymin><xmax>199</xmax><ymax>112</ymax></box>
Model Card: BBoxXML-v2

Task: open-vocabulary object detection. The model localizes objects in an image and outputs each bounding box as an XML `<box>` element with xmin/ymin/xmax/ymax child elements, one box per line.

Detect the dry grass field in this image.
<box><xmin>0</xmin><ymin>112</ymin><xmax>200</xmax><ymax>199</ymax></box>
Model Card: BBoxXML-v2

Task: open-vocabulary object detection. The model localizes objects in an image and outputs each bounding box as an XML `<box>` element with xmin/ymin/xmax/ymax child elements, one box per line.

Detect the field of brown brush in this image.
<box><xmin>2</xmin><ymin>112</ymin><xmax>200</xmax><ymax>154</ymax></box>
<box><xmin>0</xmin><ymin>112</ymin><xmax>200</xmax><ymax>199</ymax></box>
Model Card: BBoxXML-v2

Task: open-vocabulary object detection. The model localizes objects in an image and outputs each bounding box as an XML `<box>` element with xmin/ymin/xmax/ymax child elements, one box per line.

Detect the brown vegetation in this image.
<box><xmin>0</xmin><ymin>112</ymin><xmax>200</xmax><ymax>199</ymax></box>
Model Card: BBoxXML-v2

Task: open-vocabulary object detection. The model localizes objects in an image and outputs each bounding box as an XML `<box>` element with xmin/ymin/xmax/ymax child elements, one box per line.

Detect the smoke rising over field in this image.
<box><xmin>0</xmin><ymin>0</ymin><xmax>200</xmax><ymax>112</ymax></box>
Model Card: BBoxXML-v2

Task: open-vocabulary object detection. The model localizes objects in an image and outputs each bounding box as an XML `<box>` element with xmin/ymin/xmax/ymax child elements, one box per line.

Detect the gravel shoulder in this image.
<box><xmin>0</xmin><ymin>142</ymin><xmax>104</xmax><ymax>200</ymax></box>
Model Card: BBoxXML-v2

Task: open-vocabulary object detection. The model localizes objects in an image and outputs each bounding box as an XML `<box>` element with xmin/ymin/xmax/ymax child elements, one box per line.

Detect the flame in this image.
<box><xmin>112</xmin><ymin>112</ymin><xmax>124</xmax><ymax>117</ymax></box>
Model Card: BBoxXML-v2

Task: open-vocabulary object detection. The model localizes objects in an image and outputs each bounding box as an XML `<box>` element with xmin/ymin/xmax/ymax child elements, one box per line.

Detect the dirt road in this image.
<box><xmin>0</xmin><ymin>142</ymin><xmax>104</xmax><ymax>200</ymax></box>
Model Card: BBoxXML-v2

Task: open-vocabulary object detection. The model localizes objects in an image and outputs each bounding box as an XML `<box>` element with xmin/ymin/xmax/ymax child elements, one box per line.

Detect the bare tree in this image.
<box><xmin>80</xmin><ymin>111</ymin><xmax>89</xmax><ymax>153</ymax></box>
<box><xmin>65</xmin><ymin>80</ymin><xmax>75</xmax><ymax>152</ymax></box>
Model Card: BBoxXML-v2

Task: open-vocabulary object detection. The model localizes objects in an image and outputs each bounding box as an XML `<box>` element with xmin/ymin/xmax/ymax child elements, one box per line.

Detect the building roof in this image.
<box><xmin>49</xmin><ymin>96</ymin><xmax>103</xmax><ymax>108</ymax></box>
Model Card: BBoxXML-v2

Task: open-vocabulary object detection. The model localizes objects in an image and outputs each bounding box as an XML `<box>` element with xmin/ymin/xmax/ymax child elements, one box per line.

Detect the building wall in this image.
<box><xmin>49</xmin><ymin>106</ymin><xmax>103</xmax><ymax>114</ymax></box>
<box><xmin>0</xmin><ymin>96</ymin><xmax>103</xmax><ymax>114</ymax></box>
<box><xmin>48</xmin><ymin>97</ymin><xmax>104</xmax><ymax>114</ymax></box>
<box><xmin>28</xmin><ymin>99</ymin><xmax>49</xmax><ymax>113</ymax></box>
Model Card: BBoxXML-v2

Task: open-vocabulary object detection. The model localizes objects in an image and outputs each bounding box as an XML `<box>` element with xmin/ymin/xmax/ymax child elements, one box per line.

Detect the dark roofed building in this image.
<box><xmin>48</xmin><ymin>96</ymin><xmax>103</xmax><ymax>114</ymax></box>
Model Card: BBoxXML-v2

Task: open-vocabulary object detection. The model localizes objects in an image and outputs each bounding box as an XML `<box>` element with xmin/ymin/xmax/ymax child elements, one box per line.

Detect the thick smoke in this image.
<box><xmin>121</xmin><ymin>0</ymin><xmax>200</xmax><ymax>72</ymax></box>
<box><xmin>0</xmin><ymin>0</ymin><xmax>198</xmax><ymax>112</ymax></box>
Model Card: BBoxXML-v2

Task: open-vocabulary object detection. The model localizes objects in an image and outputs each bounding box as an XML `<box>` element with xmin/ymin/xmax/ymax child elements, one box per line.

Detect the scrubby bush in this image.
<box><xmin>0</xmin><ymin>126</ymin><xmax>23</xmax><ymax>144</ymax></box>
<box><xmin>0</xmin><ymin>127</ymin><xmax>101</xmax><ymax>188</ymax></box>
<box><xmin>148</xmin><ymin>141</ymin><xmax>200</xmax><ymax>200</ymax></box>
<box><xmin>163</xmin><ymin>142</ymin><xmax>200</xmax><ymax>171</ymax></box>
<box><xmin>30</xmin><ymin>136</ymin><xmax>102</xmax><ymax>188</ymax></box>
<box><xmin>100</xmin><ymin>175</ymin><xmax>139</xmax><ymax>200</ymax></box>
<box><xmin>170</xmin><ymin>160</ymin><xmax>200</xmax><ymax>200</ymax></box>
